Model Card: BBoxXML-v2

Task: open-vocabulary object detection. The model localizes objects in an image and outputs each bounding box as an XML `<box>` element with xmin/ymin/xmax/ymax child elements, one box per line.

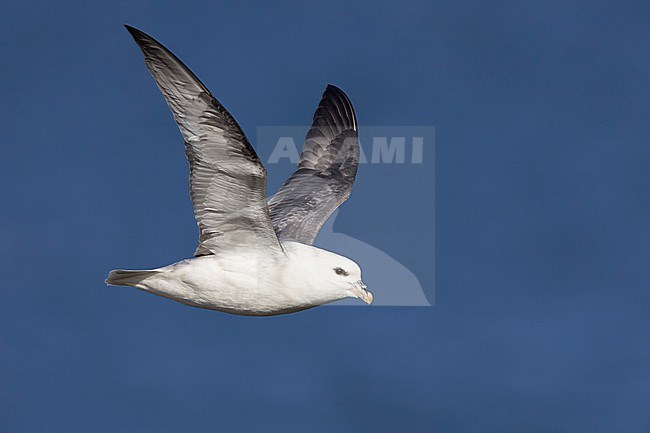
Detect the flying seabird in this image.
<box><xmin>106</xmin><ymin>26</ymin><xmax>372</xmax><ymax>316</ymax></box>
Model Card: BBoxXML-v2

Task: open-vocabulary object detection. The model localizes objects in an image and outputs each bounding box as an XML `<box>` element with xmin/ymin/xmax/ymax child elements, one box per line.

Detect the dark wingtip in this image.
<box><xmin>324</xmin><ymin>84</ymin><xmax>352</xmax><ymax>105</ymax></box>
<box><xmin>321</xmin><ymin>84</ymin><xmax>357</xmax><ymax>132</ymax></box>
<box><xmin>325</xmin><ymin>83</ymin><xmax>346</xmax><ymax>97</ymax></box>
<box><xmin>123</xmin><ymin>24</ymin><xmax>152</xmax><ymax>45</ymax></box>
<box><xmin>124</xmin><ymin>24</ymin><xmax>138</xmax><ymax>35</ymax></box>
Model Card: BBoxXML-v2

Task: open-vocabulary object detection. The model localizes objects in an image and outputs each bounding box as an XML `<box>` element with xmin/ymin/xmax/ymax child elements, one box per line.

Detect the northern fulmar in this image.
<box><xmin>106</xmin><ymin>26</ymin><xmax>372</xmax><ymax>316</ymax></box>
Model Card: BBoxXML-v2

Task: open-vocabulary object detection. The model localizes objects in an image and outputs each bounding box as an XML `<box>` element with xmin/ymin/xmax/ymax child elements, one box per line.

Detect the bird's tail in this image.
<box><xmin>105</xmin><ymin>269</ymin><xmax>159</xmax><ymax>288</ymax></box>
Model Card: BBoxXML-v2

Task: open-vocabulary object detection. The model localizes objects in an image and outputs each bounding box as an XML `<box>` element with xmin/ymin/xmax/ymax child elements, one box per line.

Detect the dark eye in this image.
<box><xmin>334</xmin><ymin>267</ymin><xmax>349</xmax><ymax>276</ymax></box>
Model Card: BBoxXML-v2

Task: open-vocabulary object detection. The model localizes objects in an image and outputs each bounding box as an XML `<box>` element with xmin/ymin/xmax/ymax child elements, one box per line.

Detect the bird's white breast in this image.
<box><xmin>137</xmin><ymin>250</ymin><xmax>332</xmax><ymax>315</ymax></box>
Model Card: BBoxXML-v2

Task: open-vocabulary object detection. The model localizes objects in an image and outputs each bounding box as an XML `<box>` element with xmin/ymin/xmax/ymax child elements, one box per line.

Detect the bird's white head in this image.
<box><xmin>283</xmin><ymin>242</ymin><xmax>373</xmax><ymax>305</ymax></box>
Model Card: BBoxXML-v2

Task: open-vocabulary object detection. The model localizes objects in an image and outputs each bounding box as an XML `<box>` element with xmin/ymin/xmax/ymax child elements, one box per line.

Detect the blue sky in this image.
<box><xmin>1</xmin><ymin>1</ymin><xmax>649</xmax><ymax>432</ymax></box>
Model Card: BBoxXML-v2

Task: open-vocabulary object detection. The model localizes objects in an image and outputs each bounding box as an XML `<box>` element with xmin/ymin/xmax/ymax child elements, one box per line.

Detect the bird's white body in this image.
<box><xmin>110</xmin><ymin>242</ymin><xmax>370</xmax><ymax>316</ymax></box>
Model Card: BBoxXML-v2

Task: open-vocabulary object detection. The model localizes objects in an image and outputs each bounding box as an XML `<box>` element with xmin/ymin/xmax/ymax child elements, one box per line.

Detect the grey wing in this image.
<box><xmin>268</xmin><ymin>85</ymin><xmax>359</xmax><ymax>245</ymax></box>
<box><xmin>125</xmin><ymin>26</ymin><xmax>281</xmax><ymax>255</ymax></box>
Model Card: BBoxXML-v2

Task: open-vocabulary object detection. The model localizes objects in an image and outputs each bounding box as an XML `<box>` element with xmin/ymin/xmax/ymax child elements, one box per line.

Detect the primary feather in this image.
<box><xmin>268</xmin><ymin>85</ymin><xmax>360</xmax><ymax>245</ymax></box>
<box><xmin>125</xmin><ymin>25</ymin><xmax>281</xmax><ymax>256</ymax></box>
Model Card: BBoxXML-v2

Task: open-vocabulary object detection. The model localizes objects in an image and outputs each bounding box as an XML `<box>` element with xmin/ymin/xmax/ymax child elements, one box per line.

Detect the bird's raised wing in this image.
<box><xmin>268</xmin><ymin>85</ymin><xmax>359</xmax><ymax>245</ymax></box>
<box><xmin>125</xmin><ymin>26</ymin><xmax>281</xmax><ymax>256</ymax></box>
